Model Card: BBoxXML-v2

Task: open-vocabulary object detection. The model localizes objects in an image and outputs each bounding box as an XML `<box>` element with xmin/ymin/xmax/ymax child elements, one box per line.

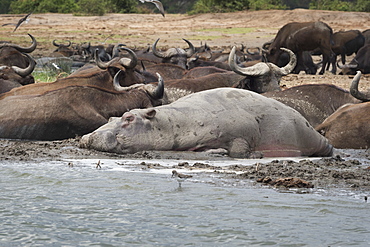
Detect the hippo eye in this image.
<box><xmin>124</xmin><ymin>116</ymin><xmax>134</xmax><ymax>122</ymax></box>
<box><xmin>122</xmin><ymin>115</ymin><xmax>134</xmax><ymax>128</ymax></box>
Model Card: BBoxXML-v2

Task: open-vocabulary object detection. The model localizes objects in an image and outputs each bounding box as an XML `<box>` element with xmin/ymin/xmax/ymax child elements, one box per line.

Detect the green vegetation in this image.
<box><xmin>33</xmin><ymin>58</ymin><xmax>72</xmax><ymax>83</ymax></box>
<box><xmin>309</xmin><ymin>0</ymin><xmax>370</xmax><ymax>11</ymax></box>
<box><xmin>5</xmin><ymin>0</ymin><xmax>370</xmax><ymax>16</ymax></box>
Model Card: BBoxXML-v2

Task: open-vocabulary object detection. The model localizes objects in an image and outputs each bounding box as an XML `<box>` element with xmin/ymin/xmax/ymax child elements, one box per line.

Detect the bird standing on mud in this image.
<box><xmin>2</xmin><ymin>12</ymin><xmax>32</xmax><ymax>32</ymax></box>
<box><xmin>139</xmin><ymin>0</ymin><xmax>165</xmax><ymax>17</ymax></box>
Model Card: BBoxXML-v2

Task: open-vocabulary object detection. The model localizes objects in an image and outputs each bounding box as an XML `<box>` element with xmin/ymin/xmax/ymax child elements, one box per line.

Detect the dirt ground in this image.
<box><xmin>0</xmin><ymin>10</ymin><xmax>370</xmax><ymax>192</ymax></box>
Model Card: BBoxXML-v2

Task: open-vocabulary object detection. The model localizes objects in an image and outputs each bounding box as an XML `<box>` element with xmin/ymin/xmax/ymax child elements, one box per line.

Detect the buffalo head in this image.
<box><xmin>152</xmin><ymin>38</ymin><xmax>195</xmax><ymax>69</ymax></box>
<box><xmin>95</xmin><ymin>46</ymin><xmax>146</xmax><ymax>87</ymax></box>
<box><xmin>229</xmin><ymin>46</ymin><xmax>296</xmax><ymax>93</ymax></box>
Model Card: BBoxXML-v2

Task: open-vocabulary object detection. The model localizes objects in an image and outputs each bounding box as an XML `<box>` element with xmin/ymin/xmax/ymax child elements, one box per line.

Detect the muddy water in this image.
<box><xmin>1</xmin><ymin>158</ymin><xmax>370</xmax><ymax>246</ymax></box>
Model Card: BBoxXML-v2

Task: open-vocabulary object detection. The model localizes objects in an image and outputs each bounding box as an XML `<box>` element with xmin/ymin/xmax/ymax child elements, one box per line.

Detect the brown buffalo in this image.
<box><xmin>338</xmin><ymin>44</ymin><xmax>370</xmax><ymax>75</ymax></box>
<box><xmin>186</xmin><ymin>55</ymin><xmax>231</xmax><ymax>70</ymax></box>
<box><xmin>265</xmin><ymin>21</ymin><xmax>334</xmax><ymax>75</ymax></box>
<box><xmin>152</xmin><ymin>38</ymin><xmax>195</xmax><ymax>69</ymax></box>
<box><xmin>332</xmin><ymin>30</ymin><xmax>365</xmax><ymax>65</ymax></box>
<box><xmin>1</xmin><ymin>47</ymin><xmax>146</xmax><ymax>99</ymax></box>
<box><xmin>263</xmin><ymin>83</ymin><xmax>360</xmax><ymax>128</ymax></box>
<box><xmin>0</xmin><ymin>73</ymin><xmax>164</xmax><ymax>140</ymax></box>
<box><xmin>0</xmin><ymin>53</ymin><xmax>36</xmax><ymax>94</ymax></box>
<box><xmin>230</xmin><ymin>46</ymin><xmax>296</xmax><ymax>93</ymax></box>
<box><xmin>315</xmin><ymin>71</ymin><xmax>370</xmax><ymax>149</ymax></box>
<box><xmin>0</xmin><ymin>33</ymin><xmax>37</xmax><ymax>93</ymax></box>
<box><xmin>51</xmin><ymin>40</ymin><xmax>77</xmax><ymax>57</ymax></box>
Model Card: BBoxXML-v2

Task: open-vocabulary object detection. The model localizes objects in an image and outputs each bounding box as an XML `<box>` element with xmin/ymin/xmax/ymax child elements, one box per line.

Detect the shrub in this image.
<box><xmin>189</xmin><ymin>0</ymin><xmax>249</xmax><ymax>14</ymax></box>
<box><xmin>309</xmin><ymin>0</ymin><xmax>355</xmax><ymax>11</ymax></box>
<box><xmin>76</xmin><ymin>0</ymin><xmax>108</xmax><ymax>16</ymax></box>
<box><xmin>10</xmin><ymin>0</ymin><xmax>78</xmax><ymax>14</ymax></box>
<box><xmin>249</xmin><ymin>0</ymin><xmax>287</xmax><ymax>10</ymax></box>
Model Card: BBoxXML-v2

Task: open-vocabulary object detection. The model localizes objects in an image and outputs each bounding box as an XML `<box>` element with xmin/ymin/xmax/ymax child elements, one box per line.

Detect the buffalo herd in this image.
<box><xmin>0</xmin><ymin>19</ymin><xmax>369</xmax><ymax>157</ymax></box>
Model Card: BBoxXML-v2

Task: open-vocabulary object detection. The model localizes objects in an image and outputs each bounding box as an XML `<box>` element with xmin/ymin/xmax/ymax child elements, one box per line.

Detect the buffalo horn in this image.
<box><xmin>0</xmin><ymin>33</ymin><xmax>37</xmax><ymax>53</ymax></box>
<box><xmin>183</xmin><ymin>38</ymin><xmax>195</xmax><ymax>58</ymax></box>
<box><xmin>228</xmin><ymin>46</ymin><xmax>270</xmax><ymax>76</ymax></box>
<box><xmin>150</xmin><ymin>73</ymin><xmax>164</xmax><ymax>100</ymax></box>
<box><xmin>152</xmin><ymin>38</ymin><xmax>167</xmax><ymax>58</ymax></box>
<box><xmin>96</xmin><ymin>49</ymin><xmax>114</xmax><ymax>69</ymax></box>
<box><xmin>246</xmin><ymin>47</ymin><xmax>260</xmax><ymax>55</ymax></box>
<box><xmin>112</xmin><ymin>70</ymin><xmax>145</xmax><ymax>92</ymax></box>
<box><xmin>118</xmin><ymin>47</ymin><xmax>138</xmax><ymax>69</ymax></box>
<box><xmin>52</xmin><ymin>39</ymin><xmax>71</xmax><ymax>48</ymax></box>
<box><xmin>277</xmin><ymin>48</ymin><xmax>296</xmax><ymax>75</ymax></box>
<box><xmin>337</xmin><ymin>60</ymin><xmax>358</xmax><ymax>69</ymax></box>
<box><xmin>112</xmin><ymin>43</ymin><xmax>125</xmax><ymax>58</ymax></box>
<box><xmin>262</xmin><ymin>40</ymin><xmax>273</xmax><ymax>51</ymax></box>
<box><xmin>12</xmin><ymin>53</ymin><xmax>36</xmax><ymax>77</ymax></box>
<box><xmin>350</xmin><ymin>71</ymin><xmax>370</xmax><ymax>102</ymax></box>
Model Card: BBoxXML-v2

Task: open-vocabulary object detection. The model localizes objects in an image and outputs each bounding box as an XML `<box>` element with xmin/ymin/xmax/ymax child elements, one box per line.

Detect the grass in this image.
<box><xmin>32</xmin><ymin>71</ymin><xmax>59</xmax><ymax>83</ymax></box>
<box><xmin>33</xmin><ymin>58</ymin><xmax>73</xmax><ymax>83</ymax></box>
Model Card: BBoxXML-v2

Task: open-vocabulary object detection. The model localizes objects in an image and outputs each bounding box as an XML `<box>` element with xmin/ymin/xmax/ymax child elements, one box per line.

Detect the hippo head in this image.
<box><xmin>80</xmin><ymin>108</ymin><xmax>161</xmax><ymax>154</ymax></box>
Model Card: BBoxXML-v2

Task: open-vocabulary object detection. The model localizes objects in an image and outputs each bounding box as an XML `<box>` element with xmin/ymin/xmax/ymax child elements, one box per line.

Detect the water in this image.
<box><xmin>1</xmin><ymin>159</ymin><xmax>370</xmax><ymax>246</ymax></box>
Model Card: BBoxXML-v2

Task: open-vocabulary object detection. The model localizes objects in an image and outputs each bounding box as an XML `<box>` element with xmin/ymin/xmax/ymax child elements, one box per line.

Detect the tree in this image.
<box><xmin>0</xmin><ymin>0</ymin><xmax>12</xmax><ymax>14</ymax></box>
<box><xmin>109</xmin><ymin>0</ymin><xmax>137</xmax><ymax>13</ymax></box>
<box><xmin>77</xmin><ymin>0</ymin><xmax>108</xmax><ymax>15</ymax></box>
<box><xmin>9</xmin><ymin>0</ymin><xmax>78</xmax><ymax>14</ymax></box>
<box><xmin>354</xmin><ymin>0</ymin><xmax>370</xmax><ymax>12</ymax></box>
<box><xmin>189</xmin><ymin>0</ymin><xmax>249</xmax><ymax>14</ymax></box>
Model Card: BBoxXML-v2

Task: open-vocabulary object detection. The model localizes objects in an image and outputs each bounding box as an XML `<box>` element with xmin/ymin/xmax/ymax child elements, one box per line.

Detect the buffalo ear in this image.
<box><xmin>144</xmin><ymin>109</ymin><xmax>156</xmax><ymax>119</ymax></box>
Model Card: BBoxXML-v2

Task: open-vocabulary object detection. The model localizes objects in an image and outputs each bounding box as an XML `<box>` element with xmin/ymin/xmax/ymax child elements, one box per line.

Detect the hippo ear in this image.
<box><xmin>144</xmin><ymin>109</ymin><xmax>156</xmax><ymax>119</ymax></box>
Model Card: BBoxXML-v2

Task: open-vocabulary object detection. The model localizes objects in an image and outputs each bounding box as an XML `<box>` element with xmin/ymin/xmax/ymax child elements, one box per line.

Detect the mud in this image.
<box><xmin>1</xmin><ymin>138</ymin><xmax>369</xmax><ymax>192</ymax></box>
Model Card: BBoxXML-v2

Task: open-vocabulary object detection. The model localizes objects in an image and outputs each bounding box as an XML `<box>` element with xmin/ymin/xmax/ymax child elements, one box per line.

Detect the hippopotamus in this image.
<box><xmin>80</xmin><ymin>88</ymin><xmax>333</xmax><ymax>158</ymax></box>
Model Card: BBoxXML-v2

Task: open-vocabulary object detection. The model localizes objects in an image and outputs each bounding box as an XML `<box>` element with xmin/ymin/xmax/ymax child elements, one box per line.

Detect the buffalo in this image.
<box><xmin>0</xmin><ymin>33</ymin><xmax>37</xmax><ymax>93</ymax></box>
<box><xmin>0</xmin><ymin>72</ymin><xmax>164</xmax><ymax>140</ymax></box>
<box><xmin>229</xmin><ymin>46</ymin><xmax>296</xmax><ymax>93</ymax></box>
<box><xmin>0</xmin><ymin>47</ymin><xmax>147</xmax><ymax>99</ymax></box>
<box><xmin>51</xmin><ymin>40</ymin><xmax>77</xmax><ymax>57</ymax></box>
<box><xmin>338</xmin><ymin>44</ymin><xmax>370</xmax><ymax>75</ymax></box>
<box><xmin>262</xmin><ymin>83</ymin><xmax>360</xmax><ymax>128</ymax></box>
<box><xmin>186</xmin><ymin>55</ymin><xmax>231</xmax><ymax>70</ymax></box>
<box><xmin>265</xmin><ymin>21</ymin><xmax>334</xmax><ymax>75</ymax></box>
<box><xmin>152</xmin><ymin>38</ymin><xmax>195</xmax><ymax>69</ymax></box>
<box><xmin>363</xmin><ymin>29</ymin><xmax>370</xmax><ymax>45</ymax></box>
<box><xmin>315</xmin><ymin>71</ymin><xmax>369</xmax><ymax>149</ymax></box>
<box><xmin>0</xmin><ymin>53</ymin><xmax>36</xmax><ymax>94</ymax></box>
<box><xmin>134</xmin><ymin>46</ymin><xmax>296</xmax><ymax>103</ymax></box>
<box><xmin>331</xmin><ymin>30</ymin><xmax>365</xmax><ymax>65</ymax></box>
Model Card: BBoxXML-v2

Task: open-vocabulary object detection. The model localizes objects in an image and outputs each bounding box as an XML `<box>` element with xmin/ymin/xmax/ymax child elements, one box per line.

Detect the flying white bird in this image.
<box><xmin>139</xmin><ymin>0</ymin><xmax>165</xmax><ymax>17</ymax></box>
<box><xmin>2</xmin><ymin>12</ymin><xmax>32</xmax><ymax>32</ymax></box>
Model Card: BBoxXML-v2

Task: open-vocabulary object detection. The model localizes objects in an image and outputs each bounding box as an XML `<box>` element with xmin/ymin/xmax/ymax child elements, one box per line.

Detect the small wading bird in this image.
<box><xmin>172</xmin><ymin>170</ymin><xmax>192</xmax><ymax>187</ymax></box>
<box><xmin>2</xmin><ymin>12</ymin><xmax>32</xmax><ymax>32</ymax></box>
<box><xmin>139</xmin><ymin>0</ymin><xmax>165</xmax><ymax>17</ymax></box>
